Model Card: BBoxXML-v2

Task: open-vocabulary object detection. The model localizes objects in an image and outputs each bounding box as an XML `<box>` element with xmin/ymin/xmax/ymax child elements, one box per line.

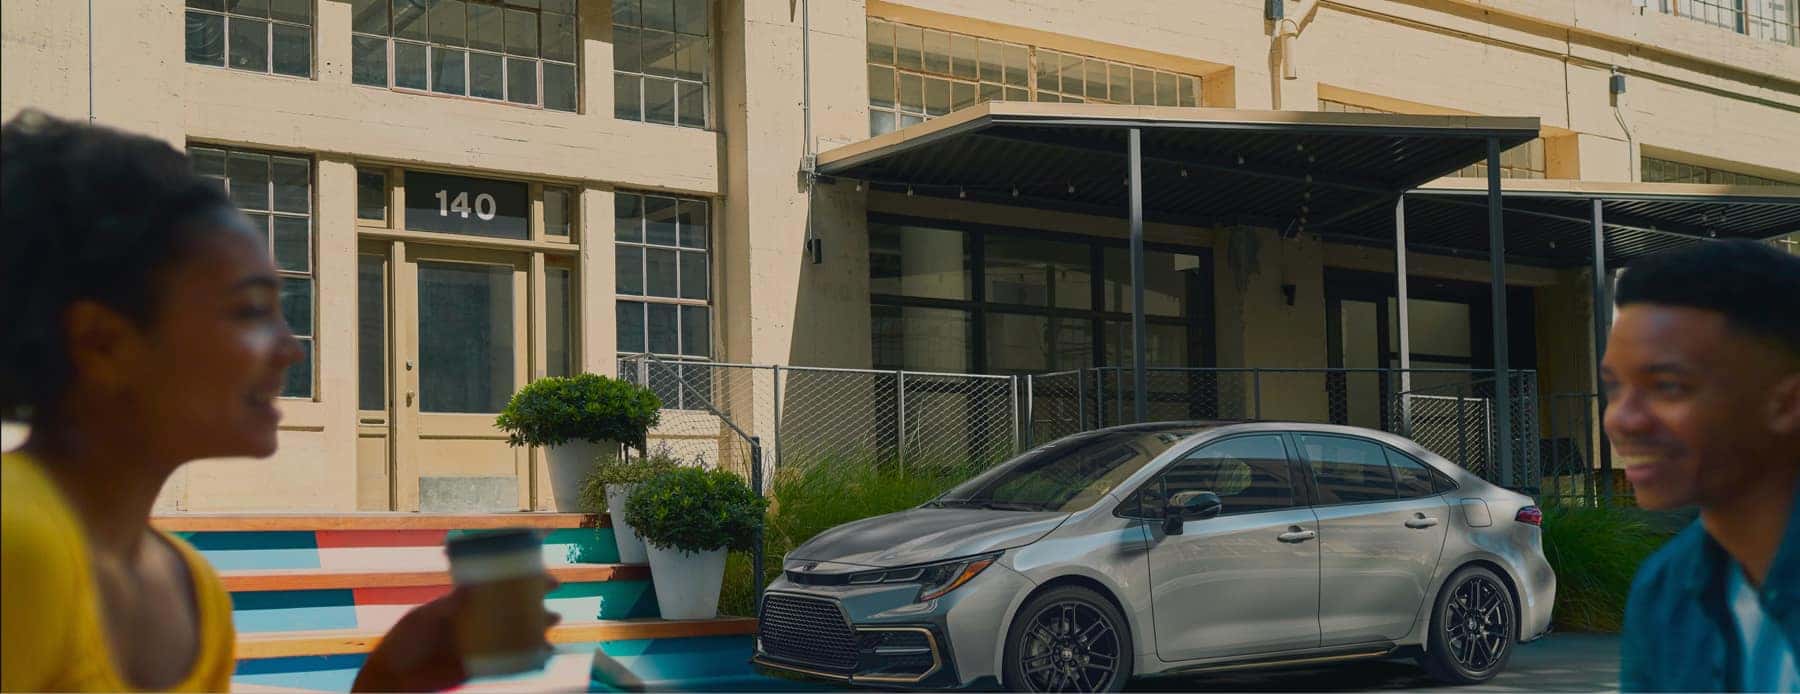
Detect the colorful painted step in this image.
<box><xmin>236</xmin><ymin>618</ymin><xmax>760</xmax><ymax>659</ymax></box>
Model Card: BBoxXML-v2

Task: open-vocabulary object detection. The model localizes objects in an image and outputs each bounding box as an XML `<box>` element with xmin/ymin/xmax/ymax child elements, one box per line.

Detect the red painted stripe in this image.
<box><xmin>316</xmin><ymin>529</ymin><xmax>448</xmax><ymax>549</ymax></box>
<box><xmin>355</xmin><ymin>585</ymin><xmax>452</xmax><ymax>606</ymax></box>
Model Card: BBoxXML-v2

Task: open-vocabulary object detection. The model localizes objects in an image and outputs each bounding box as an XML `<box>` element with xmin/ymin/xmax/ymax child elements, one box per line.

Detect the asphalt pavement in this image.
<box><xmin>1128</xmin><ymin>633</ymin><xmax>1621</xmax><ymax>692</ymax></box>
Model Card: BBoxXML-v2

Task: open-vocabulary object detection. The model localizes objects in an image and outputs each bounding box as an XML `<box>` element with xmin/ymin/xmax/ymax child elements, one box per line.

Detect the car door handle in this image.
<box><xmin>1277</xmin><ymin>527</ymin><xmax>1317</xmax><ymax>543</ymax></box>
<box><xmin>1405</xmin><ymin>515</ymin><xmax>1440</xmax><ymax>529</ymax></box>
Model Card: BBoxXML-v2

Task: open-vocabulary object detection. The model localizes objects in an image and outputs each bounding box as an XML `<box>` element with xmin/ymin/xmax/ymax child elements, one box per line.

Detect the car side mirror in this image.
<box><xmin>1161</xmin><ymin>491</ymin><xmax>1222</xmax><ymax>535</ymax></box>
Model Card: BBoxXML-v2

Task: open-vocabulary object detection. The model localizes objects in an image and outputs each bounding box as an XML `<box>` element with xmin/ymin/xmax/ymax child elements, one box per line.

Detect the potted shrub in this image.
<box><xmin>496</xmin><ymin>374</ymin><xmax>661</xmax><ymax>512</ymax></box>
<box><xmin>624</xmin><ymin>466</ymin><xmax>768</xmax><ymax>620</ymax></box>
<box><xmin>579</xmin><ymin>448</ymin><xmax>679</xmax><ymax>564</ymax></box>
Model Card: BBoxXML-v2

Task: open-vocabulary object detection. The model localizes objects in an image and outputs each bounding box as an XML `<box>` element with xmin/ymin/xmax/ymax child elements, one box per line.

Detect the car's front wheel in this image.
<box><xmin>1419</xmin><ymin>565</ymin><xmax>1516</xmax><ymax>684</ymax></box>
<box><xmin>1002</xmin><ymin>585</ymin><xmax>1133</xmax><ymax>693</ymax></box>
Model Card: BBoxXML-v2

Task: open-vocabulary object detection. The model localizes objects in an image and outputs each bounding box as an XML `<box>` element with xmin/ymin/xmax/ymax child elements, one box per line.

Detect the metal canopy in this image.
<box><xmin>817</xmin><ymin>102</ymin><xmax>1539</xmax><ymax>232</ymax></box>
<box><xmin>1327</xmin><ymin>179</ymin><xmax>1800</xmax><ymax>267</ymax></box>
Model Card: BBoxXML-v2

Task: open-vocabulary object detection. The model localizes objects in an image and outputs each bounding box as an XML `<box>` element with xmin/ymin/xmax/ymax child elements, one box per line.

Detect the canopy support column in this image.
<box><xmin>1129</xmin><ymin>128</ymin><xmax>1148</xmax><ymax>423</ymax></box>
<box><xmin>1591</xmin><ymin>199</ymin><xmax>1614</xmax><ymax>502</ymax></box>
<box><xmin>1397</xmin><ymin>194</ymin><xmax>1413</xmax><ymax>431</ymax></box>
<box><xmin>1486</xmin><ymin>137</ymin><xmax>1515</xmax><ymax>489</ymax></box>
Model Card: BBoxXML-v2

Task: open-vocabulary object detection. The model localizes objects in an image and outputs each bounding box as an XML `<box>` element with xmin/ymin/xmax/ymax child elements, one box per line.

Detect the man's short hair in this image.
<box><xmin>1614</xmin><ymin>239</ymin><xmax>1800</xmax><ymax>357</ymax></box>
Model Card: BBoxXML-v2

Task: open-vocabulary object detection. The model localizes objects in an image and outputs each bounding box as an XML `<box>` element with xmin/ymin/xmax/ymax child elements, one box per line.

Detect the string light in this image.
<box><xmin>906</xmin><ymin>185</ymin><xmax>914</xmax><ymax>196</ymax></box>
<box><xmin>958</xmin><ymin>187</ymin><xmax>967</xmax><ymax>199</ymax></box>
<box><xmin>1180</xmin><ymin>168</ymin><xmax>1188</xmax><ymax>177</ymax></box>
<box><xmin>1236</xmin><ymin>155</ymin><xmax>1245</xmax><ymax>165</ymax></box>
<box><xmin>854</xmin><ymin>180</ymin><xmax>862</xmax><ymax>192</ymax></box>
<box><xmin>1067</xmin><ymin>182</ymin><xmax>1076</xmax><ymax>194</ymax></box>
<box><xmin>1011</xmin><ymin>186</ymin><xmax>1020</xmax><ymax>198</ymax></box>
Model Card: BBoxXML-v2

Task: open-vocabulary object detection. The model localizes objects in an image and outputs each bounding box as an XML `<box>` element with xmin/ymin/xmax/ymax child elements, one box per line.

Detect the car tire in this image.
<box><xmin>1002</xmin><ymin>585</ymin><xmax>1134</xmax><ymax>693</ymax></box>
<box><xmin>1419</xmin><ymin>565</ymin><xmax>1517</xmax><ymax>685</ymax></box>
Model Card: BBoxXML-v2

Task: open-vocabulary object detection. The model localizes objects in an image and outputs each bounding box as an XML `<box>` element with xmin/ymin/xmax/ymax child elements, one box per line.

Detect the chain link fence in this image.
<box><xmin>1384</xmin><ymin>373</ymin><xmax>1540</xmax><ymax>491</ymax></box>
<box><xmin>1542</xmin><ymin>391</ymin><xmax>1635</xmax><ymax>506</ymax></box>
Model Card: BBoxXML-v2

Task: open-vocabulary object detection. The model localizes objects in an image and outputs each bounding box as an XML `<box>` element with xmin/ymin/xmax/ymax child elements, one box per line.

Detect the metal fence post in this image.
<box><xmin>896</xmin><ymin>370</ymin><xmax>907</xmax><ymax>472</ymax></box>
<box><xmin>770</xmin><ymin>365</ymin><xmax>782</xmax><ymax>485</ymax></box>
<box><xmin>1114</xmin><ymin>369</ymin><xmax>1125</xmax><ymax>425</ymax></box>
<box><xmin>750</xmin><ymin>436</ymin><xmax>765</xmax><ymax>601</ymax></box>
<box><xmin>1023</xmin><ymin>375</ymin><xmax>1035</xmax><ymax>449</ymax></box>
<box><xmin>1456</xmin><ymin>394</ymin><xmax>1469</xmax><ymax>475</ymax></box>
<box><xmin>1076</xmin><ymin>368</ymin><xmax>1087</xmax><ymax>431</ymax></box>
<box><xmin>1010</xmin><ymin>375</ymin><xmax>1022</xmax><ymax>453</ymax></box>
<box><xmin>1253</xmin><ymin>368</ymin><xmax>1263</xmax><ymax>420</ymax></box>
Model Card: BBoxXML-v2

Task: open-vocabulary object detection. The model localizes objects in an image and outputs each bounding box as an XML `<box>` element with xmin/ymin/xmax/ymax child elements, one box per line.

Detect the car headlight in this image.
<box><xmin>846</xmin><ymin>553</ymin><xmax>1000</xmax><ymax>601</ymax></box>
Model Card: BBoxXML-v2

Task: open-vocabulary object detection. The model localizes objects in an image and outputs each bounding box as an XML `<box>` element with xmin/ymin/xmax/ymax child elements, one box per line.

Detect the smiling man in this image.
<box><xmin>1606</xmin><ymin>240</ymin><xmax>1800</xmax><ymax>692</ymax></box>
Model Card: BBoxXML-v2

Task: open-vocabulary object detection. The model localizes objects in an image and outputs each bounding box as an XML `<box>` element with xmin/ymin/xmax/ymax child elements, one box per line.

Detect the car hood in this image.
<box><xmin>786</xmin><ymin>507</ymin><xmax>1069</xmax><ymax>568</ymax></box>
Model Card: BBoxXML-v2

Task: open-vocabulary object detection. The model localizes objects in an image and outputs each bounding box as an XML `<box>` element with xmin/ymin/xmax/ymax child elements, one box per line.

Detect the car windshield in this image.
<box><xmin>929</xmin><ymin>425</ymin><xmax>1207</xmax><ymax>513</ymax></box>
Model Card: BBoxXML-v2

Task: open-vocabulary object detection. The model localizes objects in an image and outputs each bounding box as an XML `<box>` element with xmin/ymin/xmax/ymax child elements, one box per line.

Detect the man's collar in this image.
<box><xmin>1685</xmin><ymin>477</ymin><xmax>1800</xmax><ymax>592</ymax></box>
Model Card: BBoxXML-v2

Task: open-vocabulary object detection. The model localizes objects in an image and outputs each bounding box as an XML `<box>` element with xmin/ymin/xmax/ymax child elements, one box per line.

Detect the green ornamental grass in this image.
<box><xmin>1539</xmin><ymin>504</ymin><xmax>1678</xmax><ymax>632</ymax></box>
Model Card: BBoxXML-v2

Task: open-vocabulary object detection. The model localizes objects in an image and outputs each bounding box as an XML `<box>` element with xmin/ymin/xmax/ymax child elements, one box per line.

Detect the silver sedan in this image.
<box><xmin>752</xmin><ymin>421</ymin><xmax>1555</xmax><ymax>691</ymax></box>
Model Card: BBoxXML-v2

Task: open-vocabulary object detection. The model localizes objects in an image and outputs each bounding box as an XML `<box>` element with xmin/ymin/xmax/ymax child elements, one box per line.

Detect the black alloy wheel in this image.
<box><xmin>1420</xmin><ymin>565</ymin><xmax>1516</xmax><ymax>684</ymax></box>
<box><xmin>1003</xmin><ymin>586</ymin><xmax>1133</xmax><ymax>692</ymax></box>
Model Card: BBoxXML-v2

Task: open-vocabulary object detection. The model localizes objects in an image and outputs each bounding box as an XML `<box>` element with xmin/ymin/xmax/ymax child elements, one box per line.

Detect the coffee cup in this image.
<box><xmin>445</xmin><ymin>528</ymin><xmax>553</xmax><ymax>678</ymax></box>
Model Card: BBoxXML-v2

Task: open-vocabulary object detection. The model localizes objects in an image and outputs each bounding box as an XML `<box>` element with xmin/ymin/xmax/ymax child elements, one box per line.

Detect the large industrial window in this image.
<box><xmin>1659</xmin><ymin>0</ymin><xmax>1797</xmax><ymax>45</ymax></box>
<box><xmin>1641</xmin><ymin>156</ymin><xmax>1789</xmax><ymax>186</ymax></box>
<box><xmin>865</xmin><ymin>18</ymin><xmax>1201</xmax><ymax>137</ymax></box>
<box><xmin>350</xmin><ymin>0</ymin><xmax>579</xmax><ymax>112</ymax></box>
<box><xmin>616</xmin><ymin>191</ymin><xmax>711</xmax><ymax>405</ymax></box>
<box><xmin>1319</xmin><ymin>99</ymin><xmax>1546</xmax><ymax>179</ymax></box>
<box><xmin>186</xmin><ymin>0</ymin><xmax>314</xmax><ymax>77</ymax></box>
<box><xmin>191</xmin><ymin>145</ymin><xmax>317</xmax><ymax>398</ymax></box>
<box><xmin>613</xmin><ymin>0</ymin><xmax>711</xmax><ymax>128</ymax></box>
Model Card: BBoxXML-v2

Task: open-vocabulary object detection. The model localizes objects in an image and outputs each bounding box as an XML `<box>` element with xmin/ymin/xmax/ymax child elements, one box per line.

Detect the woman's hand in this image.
<box><xmin>352</xmin><ymin>579</ymin><xmax>562</xmax><ymax>692</ymax></box>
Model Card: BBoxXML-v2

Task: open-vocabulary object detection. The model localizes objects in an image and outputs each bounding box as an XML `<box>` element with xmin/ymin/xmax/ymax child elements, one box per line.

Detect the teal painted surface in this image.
<box><xmin>180</xmin><ymin>531</ymin><xmax>321</xmax><ymax>571</ymax></box>
<box><xmin>231</xmin><ymin>590</ymin><xmax>359</xmax><ymax>633</ymax></box>
<box><xmin>551</xmin><ymin>579</ymin><xmax>659</xmax><ymax>619</ymax></box>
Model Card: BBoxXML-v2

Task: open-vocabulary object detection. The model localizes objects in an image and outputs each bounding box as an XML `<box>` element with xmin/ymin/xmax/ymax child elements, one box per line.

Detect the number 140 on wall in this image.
<box><xmin>435</xmin><ymin>189</ymin><xmax>499</xmax><ymax>221</ymax></box>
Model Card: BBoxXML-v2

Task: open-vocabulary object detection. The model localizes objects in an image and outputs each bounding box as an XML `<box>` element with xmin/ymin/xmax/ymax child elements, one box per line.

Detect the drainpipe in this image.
<box><xmin>1610</xmin><ymin>66</ymin><xmax>1636</xmax><ymax>181</ymax></box>
<box><xmin>1274</xmin><ymin>0</ymin><xmax>1321</xmax><ymax>81</ymax></box>
<box><xmin>800</xmin><ymin>0</ymin><xmax>819</xmax><ymax>262</ymax></box>
<box><xmin>88</xmin><ymin>0</ymin><xmax>95</xmax><ymax>122</ymax></box>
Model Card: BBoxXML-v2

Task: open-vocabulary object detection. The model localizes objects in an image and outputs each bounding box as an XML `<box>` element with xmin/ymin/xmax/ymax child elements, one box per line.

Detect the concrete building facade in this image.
<box><xmin>3</xmin><ymin>0</ymin><xmax>1795</xmax><ymax>512</ymax></box>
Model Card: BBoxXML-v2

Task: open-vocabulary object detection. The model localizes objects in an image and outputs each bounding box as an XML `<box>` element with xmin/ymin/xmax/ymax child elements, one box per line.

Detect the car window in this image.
<box><xmin>1146</xmin><ymin>435</ymin><xmax>1293</xmax><ymax>517</ymax></box>
<box><xmin>1296</xmin><ymin>434</ymin><xmax>1396</xmax><ymax>505</ymax></box>
<box><xmin>1384</xmin><ymin>447</ymin><xmax>1441</xmax><ymax>498</ymax></box>
<box><xmin>935</xmin><ymin>426</ymin><xmax>1204</xmax><ymax>512</ymax></box>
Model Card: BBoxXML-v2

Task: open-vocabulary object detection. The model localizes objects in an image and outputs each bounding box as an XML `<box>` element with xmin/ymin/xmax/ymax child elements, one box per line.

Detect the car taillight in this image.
<box><xmin>1515</xmin><ymin>506</ymin><xmax>1543</xmax><ymax>526</ymax></box>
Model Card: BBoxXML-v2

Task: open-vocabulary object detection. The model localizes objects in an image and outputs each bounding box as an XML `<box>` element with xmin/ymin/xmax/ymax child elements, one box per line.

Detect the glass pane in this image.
<box><xmin>189</xmin><ymin>0</ymin><xmax>224</xmax><ymax>10</ymax></box>
<box><xmin>986</xmin><ymin>312</ymin><xmax>1048</xmax><ymax>373</ymax></box>
<box><xmin>642</xmin><ymin>29</ymin><xmax>674</xmax><ymax>76</ymax></box>
<box><xmin>679</xmin><ymin>251</ymin><xmax>707</xmax><ymax>299</ymax></box>
<box><xmin>675</xmin><ymin>0</ymin><xmax>707</xmax><ymax>35</ymax></box>
<box><xmin>543</xmin><ymin>188</ymin><xmax>571</xmax><ymax>236</ymax></box>
<box><xmin>1059</xmin><ymin>53</ymin><xmax>1082</xmax><ymax>96</ymax></box>
<box><xmin>542</xmin><ymin>10</ymin><xmax>577</xmax><ymax>62</ymax></box>
<box><xmin>1103</xmin><ymin>321</ymin><xmax>1187</xmax><ymax>368</ymax></box>
<box><xmin>922</xmin><ymin>29</ymin><xmax>950</xmax><ymax>74</ymax></box>
<box><xmin>1108</xmin><ymin>63</ymin><xmax>1129</xmax><ymax>100</ymax></box>
<box><xmin>894</xmin><ymin>24</ymin><xmax>922</xmax><ymax>70</ymax></box>
<box><xmin>898</xmin><ymin>72</ymin><xmax>923</xmax><ymax>113</ymax></box>
<box><xmin>677</xmin><ymin>199</ymin><xmax>706</xmax><ymax>248</ymax></box>
<box><xmin>470</xmin><ymin>1</ymin><xmax>503</xmax><ymax>51</ymax></box>
<box><xmin>431</xmin><ymin>46</ymin><xmax>466</xmax><ymax>95</ymax></box>
<box><xmin>643</xmin><ymin>0</ymin><xmax>675</xmax><ymax>31</ymax></box>
<box><xmin>644</xmin><ymin>77</ymin><xmax>675</xmax><ymax>123</ymax></box>
<box><xmin>418</xmin><ymin>262</ymin><xmax>514</xmax><ymax>413</ymax></box>
<box><xmin>616</xmin><ymin>301</ymin><xmax>645</xmax><ymax>353</ymax></box>
<box><xmin>869</xmin><ymin>110</ymin><xmax>894</xmax><ymax>136</ymax></box>
<box><xmin>1130</xmin><ymin>67</ymin><xmax>1152</xmax><ymax>105</ymax></box>
<box><xmin>547</xmin><ymin>267</ymin><xmax>573</xmax><ymax>377</ymax></box>
<box><xmin>645</xmin><ymin>248</ymin><xmax>677</xmax><ymax>297</ymax></box>
<box><xmin>357</xmin><ymin>169</ymin><xmax>387</xmax><ymax>221</ymax></box>
<box><xmin>680</xmin><ymin>305</ymin><xmax>708</xmax><ymax>357</ymax></box>
<box><xmin>1103</xmin><ymin>248</ymin><xmax>1197</xmax><ymax>317</ymax></box>
<box><xmin>192</xmin><ymin>147</ymin><xmax>227</xmax><ymax>179</ymax></box>
<box><xmin>1085</xmin><ymin>59</ymin><xmax>1108</xmax><ymax>101</ymax></box>
<box><xmin>1004</xmin><ymin>87</ymin><xmax>1027</xmax><ymax>102</ymax></box>
<box><xmin>228</xmin><ymin>152</ymin><xmax>271</xmax><ymax>210</ymax></box>
<box><xmin>614</xmin><ymin>193</ymin><xmax>642</xmax><ymax>241</ymax></box>
<box><xmin>868</xmin><ymin>64</ymin><xmax>894</xmax><ymax>109</ymax></box>
<box><xmin>543</xmin><ymin>61</ymin><xmax>577</xmax><ymax>111</ymax></box>
<box><xmin>272</xmin><ymin>216</ymin><xmax>309</xmax><ymax>272</ymax></box>
<box><xmin>284</xmin><ymin>338</ymin><xmax>313</xmax><ymax>398</ymax></box>
<box><xmin>977</xmin><ymin>39</ymin><xmax>1001</xmax><ymax>82</ymax></box>
<box><xmin>352</xmin><ymin>35</ymin><xmax>389</xmax><ymax>85</ymax></box>
<box><xmin>270</xmin><ymin>156</ymin><xmax>309</xmax><ymax>213</ymax></box>
<box><xmin>1035</xmin><ymin>50</ymin><xmax>1059</xmax><ymax>92</ymax></box>
<box><xmin>979</xmin><ymin>82</ymin><xmax>1001</xmax><ymax>104</ymax></box>
<box><xmin>186</xmin><ymin>11</ymin><xmax>225</xmax><ymax>66</ymax></box>
<box><xmin>644</xmin><ymin>196</ymin><xmax>677</xmax><ymax>245</ymax></box>
<box><xmin>1178</xmin><ymin>76</ymin><xmax>1198</xmax><ymax>107</ymax></box>
<box><xmin>358</xmin><ymin>255</ymin><xmax>386</xmax><ymax>410</ymax></box>
<box><xmin>646</xmin><ymin>302</ymin><xmax>678</xmax><ymax>354</ymax></box>
<box><xmin>470</xmin><ymin>51</ymin><xmax>505</xmax><ymax>99</ymax></box>
<box><xmin>613</xmin><ymin>25</ymin><xmax>642</xmax><ymax>73</ymax></box>
<box><xmin>615</xmin><ymin>245</ymin><xmax>644</xmax><ymax>295</ymax></box>
<box><xmin>985</xmin><ymin>235</ymin><xmax>1091</xmax><ymax>309</ymax></box>
<box><xmin>613</xmin><ymin>73</ymin><xmax>641</xmax><ymax>117</ymax></box>
<box><xmin>541</xmin><ymin>0</ymin><xmax>573</xmax><ymax>13</ymax></box>
<box><xmin>394</xmin><ymin>41</ymin><xmax>428</xmax><ymax>89</ymax></box>
<box><xmin>867</xmin><ymin>18</ymin><xmax>893</xmax><ymax>65</ymax></box>
<box><xmin>950</xmin><ymin>34</ymin><xmax>976</xmax><ymax>80</ymax></box>
<box><xmin>1387</xmin><ymin>297</ymin><xmax>1472</xmax><ymax>357</ymax></box>
<box><xmin>1164</xmin><ymin>436</ymin><xmax>1294</xmax><ymax>515</ymax></box>
<box><xmin>899</xmin><ymin>113</ymin><xmax>923</xmax><ymax>128</ymax></box>
<box><xmin>952</xmin><ymin>81</ymin><xmax>975</xmax><ymax>110</ymax></box>
<box><xmin>270</xmin><ymin>0</ymin><xmax>309</xmax><ymax>23</ymax></box>
<box><xmin>1155</xmin><ymin>72</ymin><xmax>1176</xmax><ymax>106</ymax></box>
<box><xmin>1297</xmin><ymin>435</ymin><xmax>1396</xmax><ymax>504</ymax></box>
<box><xmin>923</xmin><ymin>77</ymin><xmax>950</xmax><ymax>116</ymax></box>
<box><xmin>1386</xmin><ymin>449</ymin><xmax>1438</xmax><ymax>499</ymax></box>
<box><xmin>228</xmin><ymin>0</ymin><xmax>269</xmax><ymax>17</ymax></box>
<box><xmin>613</xmin><ymin>0</ymin><xmax>639</xmax><ymax>27</ymax></box>
<box><xmin>505</xmin><ymin>8</ymin><xmax>538</xmax><ymax>56</ymax></box>
<box><xmin>676</xmin><ymin>82</ymin><xmax>705</xmax><ymax>128</ymax></box>
<box><xmin>228</xmin><ymin>17</ymin><xmax>270</xmax><ymax>72</ymax></box>
<box><xmin>674</xmin><ymin>34</ymin><xmax>707</xmax><ymax>81</ymax></box>
<box><xmin>870</xmin><ymin>305</ymin><xmax>971</xmax><ymax>372</ymax></box>
<box><xmin>394</xmin><ymin>0</ymin><xmax>427</xmax><ymax>40</ymax></box>
<box><xmin>430</xmin><ymin>0</ymin><xmax>466</xmax><ymax>45</ymax></box>
<box><xmin>280</xmin><ymin>276</ymin><xmax>313</xmax><ymax>336</ymax></box>
<box><xmin>868</xmin><ymin>223</ymin><xmax>969</xmax><ymax>300</ymax></box>
<box><xmin>508</xmin><ymin>57</ymin><xmax>538</xmax><ymax>104</ymax></box>
<box><xmin>352</xmin><ymin>0</ymin><xmax>388</xmax><ymax>34</ymax></box>
<box><xmin>1003</xmin><ymin>44</ymin><xmax>1028</xmax><ymax>87</ymax></box>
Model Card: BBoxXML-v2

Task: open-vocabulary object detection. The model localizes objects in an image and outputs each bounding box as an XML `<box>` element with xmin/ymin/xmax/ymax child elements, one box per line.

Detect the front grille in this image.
<box><xmin>785</xmin><ymin>570</ymin><xmax>851</xmax><ymax>586</ymax></box>
<box><xmin>759</xmin><ymin>593</ymin><xmax>859</xmax><ymax>673</ymax></box>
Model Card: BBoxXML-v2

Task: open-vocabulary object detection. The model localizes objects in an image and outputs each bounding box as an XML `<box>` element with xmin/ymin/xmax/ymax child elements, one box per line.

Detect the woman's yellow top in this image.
<box><xmin>1</xmin><ymin>452</ymin><xmax>236</xmax><ymax>692</ymax></box>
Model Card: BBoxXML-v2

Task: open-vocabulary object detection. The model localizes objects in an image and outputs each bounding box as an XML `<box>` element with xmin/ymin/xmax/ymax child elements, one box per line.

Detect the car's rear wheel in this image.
<box><xmin>1419</xmin><ymin>565</ymin><xmax>1516</xmax><ymax>684</ymax></box>
<box><xmin>1002</xmin><ymin>585</ymin><xmax>1133</xmax><ymax>693</ymax></box>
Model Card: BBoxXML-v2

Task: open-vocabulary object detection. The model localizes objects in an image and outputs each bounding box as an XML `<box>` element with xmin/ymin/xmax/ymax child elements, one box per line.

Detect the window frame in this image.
<box><xmin>1114</xmin><ymin>433</ymin><xmax>1306</xmax><ymax>520</ymax></box>
<box><xmin>1292</xmin><ymin>432</ymin><xmax>1411</xmax><ymax>508</ymax></box>
<box><xmin>185</xmin><ymin>0</ymin><xmax>316</xmax><ymax>79</ymax></box>
<box><xmin>1384</xmin><ymin>446</ymin><xmax>1461</xmax><ymax>496</ymax></box>
<box><xmin>349</xmin><ymin>0</ymin><xmax>581</xmax><ymax>112</ymax></box>
<box><xmin>614</xmin><ymin>190</ymin><xmax>714</xmax><ymax>364</ymax></box>
<box><xmin>613</xmin><ymin>0</ymin><xmax>714</xmax><ymax>129</ymax></box>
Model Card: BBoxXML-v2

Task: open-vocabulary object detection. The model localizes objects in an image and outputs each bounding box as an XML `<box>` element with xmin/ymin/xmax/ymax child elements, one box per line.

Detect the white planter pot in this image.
<box><xmin>644</xmin><ymin>544</ymin><xmax>727</xmax><ymax>620</ymax></box>
<box><xmin>544</xmin><ymin>440</ymin><xmax>617</xmax><ymax>512</ymax></box>
<box><xmin>604</xmin><ymin>483</ymin><xmax>648</xmax><ymax>564</ymax></box>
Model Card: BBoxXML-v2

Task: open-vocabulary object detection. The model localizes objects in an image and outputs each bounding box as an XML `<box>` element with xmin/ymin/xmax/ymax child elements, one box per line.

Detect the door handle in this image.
<box><xmin>1277</xmin><ymin>527</ymin><xmax>1317</xmax><ymax>543</ymax></box>
<box><xmin>405</xmin><ymin>390</ymin><xmax>415</xmax><ymax>406</ymax></box>
<box><xmin>1405</xmin><ymin>514</ymin><xmax>1440</xmax><ymax>529</ymax></box>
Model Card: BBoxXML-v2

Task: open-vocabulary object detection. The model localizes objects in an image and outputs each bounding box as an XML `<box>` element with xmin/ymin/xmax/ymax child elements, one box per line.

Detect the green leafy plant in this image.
<box><xmin>579</xmin><ymin>448</ymin><xmax>683</xmax><ymax>513</ymax></box>
<box><xmin>624</xmin><ymin>466</ymin><xmax>768</xmax><ymax>553</ymax></box>
<box><xmin>495</xmin><ymin>374</ymin><xmax>661</xmax><ymax>449</ymax></box>
<box><xmin>1540</xmin><ymin>504</ymin><xmax>1678</xmax><ymax>632</ymax></box>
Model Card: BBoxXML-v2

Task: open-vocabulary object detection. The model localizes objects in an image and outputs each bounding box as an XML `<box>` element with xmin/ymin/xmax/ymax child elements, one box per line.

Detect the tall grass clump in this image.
<box><xmin>1539</xmin><ymin>504</ymin><xmax>1677</xmax><ymax>632</ymax></box>
<box><xmin>717</xmin><ymin>457</ymin><xmax>987</xmax><ymax>616</ymax></box>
